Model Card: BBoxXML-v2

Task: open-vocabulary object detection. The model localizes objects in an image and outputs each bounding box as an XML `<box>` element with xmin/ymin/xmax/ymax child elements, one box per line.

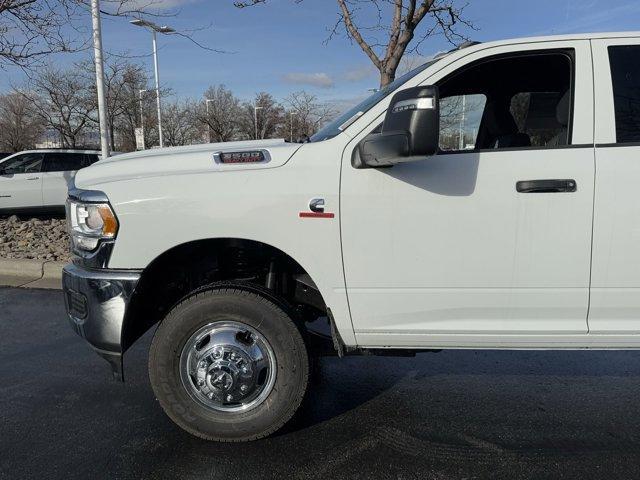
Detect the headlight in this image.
<box><xmin>67</xmin><ymin>200</ymin><xmax>118</xmax><ymax>252</ymax></box>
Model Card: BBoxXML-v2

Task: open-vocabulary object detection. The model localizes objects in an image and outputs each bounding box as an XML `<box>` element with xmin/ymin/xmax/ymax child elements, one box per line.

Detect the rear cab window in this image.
<box><xmin>43</xmin><ymin>153</ymin><xmax>87</xmax><ymax>172</ymax></box>
<box><xmin>608</xmin><ymin>45</ymin><xmax>640</xmax><ymax>143</ymax></box>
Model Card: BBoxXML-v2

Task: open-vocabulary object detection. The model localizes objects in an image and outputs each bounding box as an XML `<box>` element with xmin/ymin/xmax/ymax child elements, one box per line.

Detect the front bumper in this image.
<box><xmin>62</xmin><ymin>263</ymin><xmax>141</xmax><ymax>381</ymax></box>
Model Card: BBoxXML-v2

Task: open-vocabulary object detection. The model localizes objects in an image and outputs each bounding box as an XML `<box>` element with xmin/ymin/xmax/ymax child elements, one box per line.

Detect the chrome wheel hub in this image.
<box><xmin>180</xmin><ymin>321</ymin><xmax>276</xmax><ymax>412</ymax></box>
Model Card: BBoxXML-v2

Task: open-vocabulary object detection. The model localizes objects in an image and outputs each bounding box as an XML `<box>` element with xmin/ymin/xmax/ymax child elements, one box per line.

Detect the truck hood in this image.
<box><xmin>74</xmin><ymin>139</ymin><xmax>302</xmax><ymax>188</ymax></box>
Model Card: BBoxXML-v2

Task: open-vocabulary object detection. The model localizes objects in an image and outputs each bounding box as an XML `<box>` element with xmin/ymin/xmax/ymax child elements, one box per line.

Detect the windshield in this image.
<box><xmin>308</xmin><ymin>57</ymin><xmax>442</xmax><ymax>142</ymax></box>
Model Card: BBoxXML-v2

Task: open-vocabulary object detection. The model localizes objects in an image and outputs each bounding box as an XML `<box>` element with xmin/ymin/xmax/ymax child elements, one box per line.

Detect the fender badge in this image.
<box><xmin>300</xmin><ymin>198</ymin><xmax>334</xmax><ymax>218</ymax></box>
<box><xmin>299</xmin><ymin>212</ymin><xmax>335</xmax><ymax>218</ymax></box>
<box><xmin>213</xmin><ymin>150</ymin><xmax>271</xmax><ymax>164</ymax></box>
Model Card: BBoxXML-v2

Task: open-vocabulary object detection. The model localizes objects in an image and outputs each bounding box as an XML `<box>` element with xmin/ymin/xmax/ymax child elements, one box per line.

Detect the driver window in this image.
<box><xmin>437</xmin><ymin>50</ymin><xmax>573</xmax><ymax>152</ymax></box>
<box><xmin>1</xmin><ymin>153</ymin><xmax>43</xmax><ymax>174</ymax></box>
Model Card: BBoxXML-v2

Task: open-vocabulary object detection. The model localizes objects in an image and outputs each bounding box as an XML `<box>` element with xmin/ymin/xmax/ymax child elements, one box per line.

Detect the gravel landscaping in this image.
<box><xmin>0</xmin><ymin>215</ymin><xmax>70</xmax><ymax>262</ymax></box>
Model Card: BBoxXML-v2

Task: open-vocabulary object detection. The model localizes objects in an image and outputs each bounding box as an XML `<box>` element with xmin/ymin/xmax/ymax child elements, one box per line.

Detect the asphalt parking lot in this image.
<box><xmin>3</xmin><ymin>287</ymin><xmax>640</xmax><ymax>479</ymax></box>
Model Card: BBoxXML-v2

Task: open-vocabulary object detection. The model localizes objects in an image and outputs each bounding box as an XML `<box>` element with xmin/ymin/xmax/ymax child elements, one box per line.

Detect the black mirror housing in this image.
<box><xmin>383</xmin><ymin>85</ymin><xmax>440</xmax><ymax>157</ymax></box>
<box><xmin>357</xmin><ymin>131</ymin><xmax>410</xmax><ymax>168</ymax></box>
<box><xmin>357</xmin><ymin>85</ymin><xmax>440</xmax><ymax>168</ymax></box>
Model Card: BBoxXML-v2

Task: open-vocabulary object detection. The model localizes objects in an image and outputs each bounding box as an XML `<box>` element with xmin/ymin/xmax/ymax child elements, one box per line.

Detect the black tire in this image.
<box><xmin>148</xmin><ymin>285</ymin><xmax>309</xmax><ymax>442</ymax></box>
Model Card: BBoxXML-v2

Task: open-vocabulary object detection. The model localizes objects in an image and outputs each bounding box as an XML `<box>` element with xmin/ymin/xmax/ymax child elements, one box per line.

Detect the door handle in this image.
<box><xmin>516</xmin><ymin>179</ymin><xmax>576</xmax><ymax>193</ymax></box>
<box><xmin>26</xmin><ymin>177</ymin><xmax>40</xmax><ymax>181</ymax></box>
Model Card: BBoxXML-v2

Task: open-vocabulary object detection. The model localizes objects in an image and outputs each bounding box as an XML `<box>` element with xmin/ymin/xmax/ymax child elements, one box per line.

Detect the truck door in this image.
<box><xmin>340</xmin><ymin>41</ymin><xmax>595</xmax><ymax>346</ymax></box>
<box><xmin>0</xmin><ymin>152</ymin><xmax>44</xmax><ymax>211</ymax></box>
<box><xmin>589</xmin><ymin>38</ymin><xmax>640</xmax><ymax>333</ymax></box>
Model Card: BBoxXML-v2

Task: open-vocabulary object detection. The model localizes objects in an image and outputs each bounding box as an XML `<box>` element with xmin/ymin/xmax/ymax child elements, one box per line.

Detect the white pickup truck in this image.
<box><xmin>63</xmin><ymin>32</ymin><xmax>640</xmax><ymax>442</ymax></box>
<box><xmin>0</xmin><ymin>149</ymin><xmax>100</xmax><ymax>214</ymax></box>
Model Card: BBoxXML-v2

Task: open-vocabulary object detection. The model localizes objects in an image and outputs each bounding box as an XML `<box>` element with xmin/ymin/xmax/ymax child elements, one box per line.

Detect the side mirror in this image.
<box><xmin>358</xmin><ymin>131</ymin><xmax>410</xmax><ymax>168</ymax></box>
<box><xmin>357</xmin><ymin>85</ymin><xmax>440</xmax><ymax>168</ymax></box>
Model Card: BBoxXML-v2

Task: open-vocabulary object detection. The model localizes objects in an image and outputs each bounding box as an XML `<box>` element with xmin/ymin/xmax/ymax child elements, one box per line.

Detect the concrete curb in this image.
<box><xmin>0</xmin><ymin>258</ymin><xmax>65</xmax><ymax>289</ymax></box>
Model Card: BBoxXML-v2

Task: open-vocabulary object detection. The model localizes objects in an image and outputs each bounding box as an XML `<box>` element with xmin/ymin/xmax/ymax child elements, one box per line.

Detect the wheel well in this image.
<box><xmin>122</xmin><ymin>238</ymin><xmax>329</xmax><ymax>352</ymax></box>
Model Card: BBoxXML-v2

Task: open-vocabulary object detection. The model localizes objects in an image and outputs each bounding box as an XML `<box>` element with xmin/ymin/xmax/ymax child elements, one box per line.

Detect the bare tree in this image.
<box><xmin>80</xmin><ymin>56</ymin><xmax>151</xmax><ymax>150</ymax></box>
<box><xmin>103</xmin><ymin>59</ymin><xmax>147</xmax><ymax>150</ymax></box>
<box><xmin>0</xmin><ymin>0</ymin><xmax>79</xmax><ymax>69</ymax></box>
<box><xmin>0</xmin><ymin>91</ymin><xmax>44</xmax><ymax>151</ymax></box>
<box><xmin>111</xmin><ymin>64</ymin><xmax>151</xmax><ymax>151</ymax></box>
<box><xmin>0</xmin><ymin>0</ymin><xmax>214</xmax><ymax>70</ymax></box>
<box><xmin>198</xmin><ymin>85</ymin><xmax>242</xmax><ymax>143</ymax></box>
<box><xmin>235</xmin><ymin>0</ymin><xmax>474</xmax><ymax>87</ymax></box>
<box><xmin>162</xmin><ymin>99</ymin><xmax>201</xmax><ymax>146</ymax></box>
<box><xmin>23</xmin><ymin>66</ymin><xmax>97</xmax><ymax>148</ymax></box>
<box><xmin>83</xmin><ymin>55</ymin><xmax>177</xmax><ymax>151</ymax></box>
<box><xmin>238</xmin><ymin>92</ymin><xmax>284</xmax><ymax>140</ymax></box>
<box><xmin>281</xmin><ymin>91</ymin><xmax>335</xmax><ymax>140</ymax></box>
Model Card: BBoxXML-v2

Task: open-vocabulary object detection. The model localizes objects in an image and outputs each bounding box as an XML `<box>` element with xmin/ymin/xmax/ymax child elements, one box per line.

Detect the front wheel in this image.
<box><xmin>149</xmin><ymin>285</ymin><xmax>310</xmax><ymax>441</ymax></box>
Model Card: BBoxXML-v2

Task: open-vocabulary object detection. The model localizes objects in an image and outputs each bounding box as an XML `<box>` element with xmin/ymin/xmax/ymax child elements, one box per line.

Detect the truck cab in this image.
<box><xmin>63</xmin><ymin>32</ymin><xmax>640</xmax><ymax>441</ymax></box>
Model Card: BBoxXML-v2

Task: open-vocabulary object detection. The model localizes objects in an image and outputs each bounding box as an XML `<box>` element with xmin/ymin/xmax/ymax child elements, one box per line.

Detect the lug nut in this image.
<box><xmin>226</xmin><ymin>394</ymin><xmax>233</xmax><ymax>402</ymax></box>
<box><xmin>240</xmin><ymin>385</ymin><xmax>248</xmax><ymax>393</ymax></box>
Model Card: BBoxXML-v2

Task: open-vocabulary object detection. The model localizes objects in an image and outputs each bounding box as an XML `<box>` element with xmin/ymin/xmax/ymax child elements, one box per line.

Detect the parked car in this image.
<box><xmin>63</xmin><ymin>31</ymin><xmax>640</xmax><ymax>442</ymax></box>
<box><xmin>0</xmin><ymin>149</ymin><xmax>100</xmax><ymax>214</ymax></box>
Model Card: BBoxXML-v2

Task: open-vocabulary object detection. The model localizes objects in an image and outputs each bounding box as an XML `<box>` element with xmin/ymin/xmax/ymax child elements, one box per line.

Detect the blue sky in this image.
<box><xmin>3</xmin><ymin>0</ymin><xmax>639</xmax><ymax>106</ymax></box>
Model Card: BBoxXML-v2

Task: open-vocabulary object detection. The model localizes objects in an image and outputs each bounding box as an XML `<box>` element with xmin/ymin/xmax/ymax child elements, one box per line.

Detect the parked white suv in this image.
<box><xmin>63</xmin><ymin>32</ymin><xmax>640</xmax><ymax>442</ymax></box>
<box><xmin>0</xmin><ymin>149</ymin><xmax>100</xmax><ymax>214</ymax></box>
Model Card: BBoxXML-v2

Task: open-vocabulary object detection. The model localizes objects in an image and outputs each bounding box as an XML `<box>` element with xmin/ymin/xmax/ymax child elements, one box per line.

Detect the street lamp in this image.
<box><xmin>254</xmin><ymin>105</ymin><xmax>263</xmax><ymax>140</ymax></box>
<box><xmin>290</xmin><ymin>111</ymin><xmax>297</xmax><ymax>143</ymax></box>
<box><xmin>130</xmin><ymin>18</ymin><xmax>175</xmax><ymax>148</ymax></box>
<box><xmin>205</xmin><ymin>98</ymin><xmax>214</xmax><ymax>143</ymax></box>
<box><xmin>90</xmin><ymin>0</ymin><xmax>109</xmax><ymax>159</ymax></box>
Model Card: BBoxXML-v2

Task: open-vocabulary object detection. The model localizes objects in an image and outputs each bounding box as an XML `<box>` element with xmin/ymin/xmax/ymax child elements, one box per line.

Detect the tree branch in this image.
<box><xmin>234</xmin><ymin>0</ymin><xmax>476</xmax><ymax>86</ymax></box>
<box><xmin>336</xmin><ymin>0</ymin><xmax>381</xmax><ymax>69</ymax></box>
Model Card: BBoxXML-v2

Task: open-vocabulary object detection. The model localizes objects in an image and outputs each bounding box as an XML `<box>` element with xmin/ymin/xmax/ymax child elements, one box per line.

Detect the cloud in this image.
<box><xmin>123</xmin><ymin>0</ymin><xmax>200</xmax><ymax>11</ymax></box>
<box><xmin>282</xmin><ymin>72</ymin><xmax>335</xmax><ymax>89</ymax></box>
<box><xmin>344</xmin><ymin>64</ymin><xmax>377</xmax><ymax>82</ymax></box>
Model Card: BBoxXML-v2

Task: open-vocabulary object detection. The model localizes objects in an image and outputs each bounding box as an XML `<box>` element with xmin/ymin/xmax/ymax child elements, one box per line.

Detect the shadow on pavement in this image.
<box><xmin>3</xmin><ymin>287</ymin><xmax>640</xmax><ymax>480</ymax></box>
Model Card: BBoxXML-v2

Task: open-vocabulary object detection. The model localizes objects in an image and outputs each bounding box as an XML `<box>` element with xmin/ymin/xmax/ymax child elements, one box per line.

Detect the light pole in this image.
<box><xmin>290</xmin><ymin>111</ymin><xmax>297</xmax><ymax>143</ymax></box>
<box><xmin>130</xmin><ymin>19</ymin><xmax>175</xmax><ymax>149</ymax></box>
<box><xmin>205</xmin><ymin>99</ymin><xmax>214</xmax><ymax>143</ymax></box>
<box><xmin>90</xmin><ymin>0</ymin><xmax>110</xmax><ymax>159</ymax></box>
<box><xmin>254</xmin><ymin>105</ymin><xmax>263</xmax><ymax>140</ymax></box>
<box><xmin>459</xmin><ymin>94</ymin><xmax>466</xmax><ymax>150</ymax></box>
